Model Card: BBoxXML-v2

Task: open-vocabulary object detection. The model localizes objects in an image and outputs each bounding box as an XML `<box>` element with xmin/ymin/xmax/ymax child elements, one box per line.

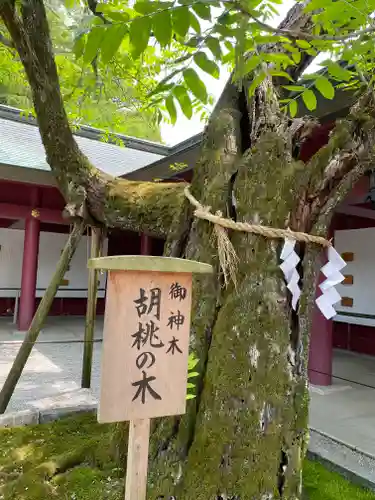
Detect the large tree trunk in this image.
<box><xmin>2</xmin><ymin>0</ymin><xmax>375</xmax><ymax>497</ymax></box>
<box><xmin>142</xmin><ymin>98</ymin><xmax>319</xmax><ymax>498</ymax></box>
<box><xmin>116</xmin><ymin>86</ymin><xmax>375</xmax><ymax>498</ymax></box>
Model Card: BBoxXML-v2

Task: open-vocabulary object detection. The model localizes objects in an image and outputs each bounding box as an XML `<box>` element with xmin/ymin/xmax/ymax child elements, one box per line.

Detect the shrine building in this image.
<box><xmin>0</xmin><ymin>83</ymin><xmax>374</xmax><ymax>387</ymax></box>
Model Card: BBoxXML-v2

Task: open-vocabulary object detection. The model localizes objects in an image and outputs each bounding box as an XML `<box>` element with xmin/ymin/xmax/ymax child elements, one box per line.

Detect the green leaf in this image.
<box><xmin>215</xmin><ymin>23</ymin><xmax>235</xmax><ymax>37</ymax></box>
<box><xmin>187</xmin><ymin>371</ymin><xmax>199</xmax><ymax>378</ymax></box>
<box><xmin>101</xmin><ymin>24</ymin><xmax>128</xmax><ymax>64</ymax></box>
<box><xmin>187</xmin><ymin>382</ymin><xmax>195</xmax><ymax>388</ymax></box>
<box><xmin>314</xmin><ymin>76</ymin><xmax>335</xmax><ymax>99</ymax></box>
<box><xmin>192</xmin><ymin>2</ymin><xmax>211</xmax><ymax>20</ymax></box>
<box><xmin>289</xmin><ymin>100</ymin><xmax>298</xmax><ymax>117</ymax></box>
<box><xmin>133</xmin><ymin>1</ymin><xmax>153</xmax><ymax>13</ymax></box>
<box><xmin>73</xmin><ymin>34</ymin><xmax>86</xmax><ymax>60</ymax></box>
<box><xmin>302</xmin><ymin>72</ymin><xmax>319</xmax><ymax>80</ymax></box>
<box><xmin>292</xmin><ymin>51</ymin><xmax>301</xmax><ymax>64</ymax></box>
<box><xmin>244</xmin><ymin>55</ymin><xmax>261</xmax><ymax>74</ymax></box>
<box><xmin>105</xmin><ymin>11</ymin><xmax>130</xmax><ymax>22</ymax></box>
<box><xmin>165</xmin><ymin>94</ymin><xmax>177</xmax><ymax>124</ymax></box>
<box><xmin>224</xmin><ymin>40</ymin><xmax>233</xmax><ymax>51</ymax></box>
<box><xmin>283</xmin><ymin>85</ymin><xmax>306</xmax><ymax>92</ymax></box>
<box><xmin>282</xmin><ymin>43</ymin><xmax>298</xmax><ymax>53</ymax></box>
<box><xmin>302</xmin><ymin>89</ymin><xmax>317</xmax><ymax>111</ymax></box>
<box><xmin>206</xmin><ymin>36</ymin><xmax>222</xmax><ymax>60</ymax></box>
<box><xmin>188</xmin><ymin>357</ymin><xmax>199</xmax><ymax>369</ymax></box>
<box><xmin>172</xmin><ymin>6</ymin><xmax>190</xmax><ymax>37</ymax></box>
<box><xmin>327</xmin><ymin>62</ymin><xmax>352</xmax><ymax>82</ymax></box>
<box><xmin>306</xmin><ymin>48</ymin><xmax>317</xmax><ymax>56</ymax></box>
<box><xmin>189</xmin><ymin>11</ymin><xmax>201</xmax><ymax>33</ymax></box>
<box><xmin>148</xmin><ymin>69</ymin><xmax>180</xmax><ymax>97</ymax></box>
<box><xmin>296</xmin><ymin>39</ymin><xmax>311</xmax><ymax>49</ymax></box>
<box><xmin>220</xmin><ymin>11</ymin><xmax>241</xmax><ymax>24</ymax></box>
<box><xmin>153</xmin><ymin>10</ymin><xmax>172</xmax><ymax>47</ymax></box>
<box><xmin>183</xmin><ymin>68</ymin><xmax>207</xmax><ymax>103</ymax></box>
<box><xmin>83</xmin><ymin>27</ymin><xmax>104</xmax><ymax>64</ymax></box>
<box><xmin>134</xmin><ymin>1</ymin><xmax>172</xmax><ymax>14</ymax></box>
<box><xmin>194</xmin><ymin>52</ymin><xmax>219</xmax><ymax>78</ymax></box>
<box><xmin>130</xmin><ymin>16</ymin><xmax>152</xmax><ymax>58</ymax></box>
<box><xmin>173</xmin><ymin>86</ymin><xmax>193</xmax><ymax>119</ymax></box>
<box><xmin>185</xmin><ymin>36</ymin><xmax>201</xmax><ymax>48</ymax></box>
<box><xmin>186</xmin><ymin>393</ymin><xmax>196</xmax><ymax>400</ymax></box>
<box><xmin>269</xmin><ymin>70</ymin><xmax>294</xmax><ymax>81</ymax></box>
<box><xmin>264</xmin><ymin>52</ymin><xmax>295</xmax><ymax>67</ymax></box>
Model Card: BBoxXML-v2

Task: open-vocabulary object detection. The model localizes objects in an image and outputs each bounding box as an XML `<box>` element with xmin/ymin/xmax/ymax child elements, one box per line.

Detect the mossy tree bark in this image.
<box><xmin>2</xmin><ymin>0</ymin><xmax>375</xmax><ymax>497</ymax></box>
<box><xmin>145</xmin><ymin>86</ymin><xmax>375</xmax><ymax>499</ymax></box>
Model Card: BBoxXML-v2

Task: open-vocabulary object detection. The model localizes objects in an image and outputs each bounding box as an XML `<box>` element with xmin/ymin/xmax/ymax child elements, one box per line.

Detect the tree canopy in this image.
<box><xmin>0</xmin><ymin>0</ymin><xmax>165</xmax><ymax>141</ymax></box>
<box><xmin>2</xmin><ymin>0</ymin><xmax>373</xmax><ymax>145</ymax></box>
<box><xmin>71</xmin><ymin>0</ymin><xmax>374</xmax><ymax>121</ymax></box>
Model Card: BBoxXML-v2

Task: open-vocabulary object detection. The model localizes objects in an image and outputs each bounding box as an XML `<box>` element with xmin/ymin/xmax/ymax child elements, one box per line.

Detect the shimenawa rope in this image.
<box><xmin>184</xmin><ymin>186</ymin><xmax>331</xmax><ymax>286</ymax></box>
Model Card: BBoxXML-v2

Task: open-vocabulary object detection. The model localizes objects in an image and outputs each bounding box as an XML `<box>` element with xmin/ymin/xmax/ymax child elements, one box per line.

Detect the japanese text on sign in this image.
<box><xmin>98</xmin><ymin>271</ymin><xmax>193</xmax><ymax>422</ymax></box>
<box><xmin>131</xmin><ymin>283</ymin><xmax>187</xmax><ymax>404</ymax></box>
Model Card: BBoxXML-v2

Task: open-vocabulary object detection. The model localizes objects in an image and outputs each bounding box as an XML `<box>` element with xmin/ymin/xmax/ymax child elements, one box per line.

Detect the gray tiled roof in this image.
<box><xmin>0</xmin><ymin>108</ymin><xmax>166</xmax><ymax>178</ymax></box>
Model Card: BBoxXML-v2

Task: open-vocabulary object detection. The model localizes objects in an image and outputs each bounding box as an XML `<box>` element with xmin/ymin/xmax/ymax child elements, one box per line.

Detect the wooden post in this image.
<box><xmin>89</xmin><ymin>256</ymin><xmax>213</xmax><ymax>499</ymax></box>
<box><xmin>140</xmin><ymin>233</ymin><xmax>152</xmax><ymax>256</ymax></box>
<box><xmin>125</xmin><ymin>419</ymin><xmax>151</xmax><ymax>500</ymax></box>
<box><xmin>18</xmin><ymin>187</ymin><xmax>41</xmax><ymax>331</ymax></box>
<box><xmin>18</xmin><ymin>213</ymin><xmax>41</xmax><ymax>330</ymax></box>
<box><xmin>0</xmin><ymin>220</ymin><xmax>85</xmax><ymax>414</ymax></box>
<box><xmin>81</xmin><ymin>227</ymin><xmax>102</xmax><ymax>388</ymax></box>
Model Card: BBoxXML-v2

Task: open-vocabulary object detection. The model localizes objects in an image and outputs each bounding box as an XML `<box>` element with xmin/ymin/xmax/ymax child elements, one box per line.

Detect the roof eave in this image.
<box><xmin>0</xmin><ymin>104</ymin><xmax>170</xmax><ymax>157</ymax></box>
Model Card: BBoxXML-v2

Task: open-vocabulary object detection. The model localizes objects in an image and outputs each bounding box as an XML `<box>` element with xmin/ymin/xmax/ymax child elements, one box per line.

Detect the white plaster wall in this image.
<box><xmin>0</xmin><ymin>228</ymin><xmax>107</xmax><ymax>298</ymax></box>
<box><xmin>334</xmin><ymin>227</ymin><xmax>375</xmax><ymax>326</ymax></box>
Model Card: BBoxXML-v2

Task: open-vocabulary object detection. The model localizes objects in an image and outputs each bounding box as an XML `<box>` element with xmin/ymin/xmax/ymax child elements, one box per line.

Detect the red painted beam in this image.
<box><xmin>0</xmin><ymin>203</ymin><xmax>65</xmax><ymax>224</ymax></box>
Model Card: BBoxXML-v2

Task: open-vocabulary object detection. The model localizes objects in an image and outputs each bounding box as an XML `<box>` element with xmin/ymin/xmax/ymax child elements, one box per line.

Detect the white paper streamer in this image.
<box><xmin>316</xmin><ymin>246</ymin><xmax>346</xmax><ymax>319</ymax></box>
<box><xmin>280</xmin><ymin>239</ymin><xmax>301</xmax><ymax>310</ymax></box>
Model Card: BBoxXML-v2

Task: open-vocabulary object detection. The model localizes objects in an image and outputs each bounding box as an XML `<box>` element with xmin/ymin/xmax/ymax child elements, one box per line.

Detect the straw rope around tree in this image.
<box><xmin>184</xmin><ymin>186</ymin><xmax>331</xmax><ymax>286</ymax></box>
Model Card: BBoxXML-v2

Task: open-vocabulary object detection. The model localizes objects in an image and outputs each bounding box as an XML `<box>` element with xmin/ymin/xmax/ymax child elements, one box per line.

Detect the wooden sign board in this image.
<box><xmin>88</xmin><ymin>256</ymin><xmax>212</xmax><ymax>500</ymax></box>
<box><xmin>88</xmin><ymin>256</ymin><xmax>213</xmax><ymax>423</ymax></box>
<box><xmin>99</xmin><ymin>270</ymin><xmax>192</xmax><ymax>422</ymax></box>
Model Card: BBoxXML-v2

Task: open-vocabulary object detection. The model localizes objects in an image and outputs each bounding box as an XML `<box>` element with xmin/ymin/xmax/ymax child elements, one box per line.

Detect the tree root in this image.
<box><xmin>37</xmin><ymin>448</ymin><xmax>88</xmax><ymax>480</ymax></box>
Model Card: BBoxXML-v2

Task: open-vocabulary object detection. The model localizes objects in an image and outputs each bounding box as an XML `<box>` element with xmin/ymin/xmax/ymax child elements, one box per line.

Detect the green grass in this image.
<box><xmin>0</xmin><ymin>413</ymin><xmax>374</xmax><ymax>499</ymax></box>
<box><xmin>304</xmin><ymin>460</ymin><xmax>375</xmax><ymax>500</ymax></box>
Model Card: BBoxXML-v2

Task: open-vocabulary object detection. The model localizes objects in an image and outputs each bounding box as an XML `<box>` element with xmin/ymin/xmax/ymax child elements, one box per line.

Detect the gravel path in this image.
<box><xmin>0</xmin><ymin>317</ymin><xmax>103</xmax><ymax>412</ymax></box>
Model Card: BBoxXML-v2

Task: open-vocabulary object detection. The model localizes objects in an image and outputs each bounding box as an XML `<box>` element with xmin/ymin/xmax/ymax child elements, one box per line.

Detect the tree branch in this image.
<box><xmin>250</xmin><ymin>1</ymin><xmax>317</xmax><ymax>90</ymax></box>
<box><xmin>289</xmin><ymin>90</ymin><xmax>375</xmax><ymax>231</ymax></box>
<box><xmin>230</xmin><ymin>0</ymin><xmax>375</xmax><ymax>42</ymax></box>
<box><xmin>0</xmin><ymin>0</ymin><xmax>186</xmax><ymax>236</ymax></box>
<box><xmin>0</xmin><ymin>0</ymin><xmax>91</xmax><ymax>191</ymax></box>
<box><xmin>87</xmin><ymin>0</ymin><xmax>110</xmax><ymax>24</ymax></box>
<box><xmin>242</xmin><ymin>2</ymin><xmax>317</xmax><ymax>145</ymax></box>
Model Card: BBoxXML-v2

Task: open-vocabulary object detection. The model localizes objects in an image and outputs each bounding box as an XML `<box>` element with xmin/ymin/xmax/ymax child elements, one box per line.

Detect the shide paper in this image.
<box><xmin>280</xmin><ymin>239</ymin><xmax>301</xmax><ymax>310</ymax></box>
<box><xmin>280</xmin><ymin>239</ymin><xmax>346</xmax><ymax>318</ymax></box>
<box><xmin>316</xmin><ymin>246</ymin><xmax>346</xmax><ymax>319</ymax></box>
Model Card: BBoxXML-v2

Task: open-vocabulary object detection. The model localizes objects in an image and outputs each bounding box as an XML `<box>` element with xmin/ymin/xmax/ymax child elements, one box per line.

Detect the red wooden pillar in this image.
<box><xmin>308</xmin><ymin>219</ymin><xmax>337</xmax><ymax>386</ymax></box>
<box><xmin>18</xmin><ymin>189</ymin><xmax>41</xmax><ymax>331</ymax></box>
<box><xmin>308</xmin><ymin>263</ymin><xmax>333</xmax><ymax>386</ymax></box>
<box><xmin>140</xmin><ymin>233</ymin><xmax>152</xmax><ymax>256</ymax></box>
